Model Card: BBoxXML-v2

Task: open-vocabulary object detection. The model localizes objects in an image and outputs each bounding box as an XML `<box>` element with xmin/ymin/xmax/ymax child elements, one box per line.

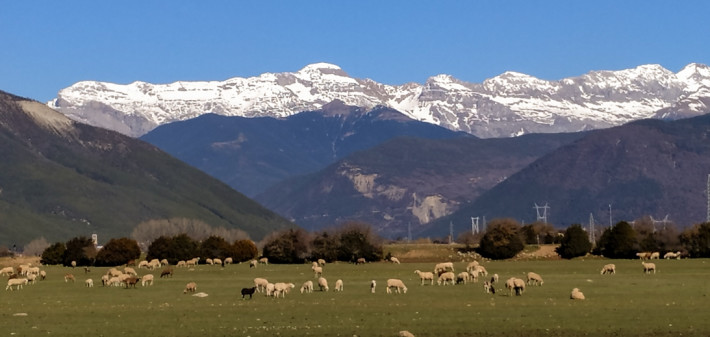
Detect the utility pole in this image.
<box><xmin>609</xmin><ymin>204</ymin><xmax>612</xmax><ymax>227</ymax></box>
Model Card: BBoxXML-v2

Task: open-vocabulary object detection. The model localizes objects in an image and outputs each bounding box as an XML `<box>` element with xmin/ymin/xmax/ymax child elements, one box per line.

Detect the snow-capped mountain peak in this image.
<box><xmin>50</xmin><ymin>62</ymin><xmax>710</xmax><ymax>138</ymax></box>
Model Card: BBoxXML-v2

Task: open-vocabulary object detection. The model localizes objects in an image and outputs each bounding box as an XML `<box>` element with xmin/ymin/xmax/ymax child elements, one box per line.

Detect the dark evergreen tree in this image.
<box><xmin>63</xmin><ymin>236</ymin><xmax>97</xmax><ymax>267</ymax></box>
<box><xmin>262</xmin><ymin>228</ymin><xmax>310</xmax><ymax>264</ymax></box>
<box><xmin>477</xmin><ymin>218</ymin><xmax>524</xmax><ymax>260</ymax></box>
<box><xmin>680</xmin><ymin>222</ymin><xmax>710</xmax><ymax>257</ymax></box>
<box><xmin>556</xmin><ymin>224</ymin><xmax>592</xmax><ymax>259</ymax></box>
<box><xmin>594</xmin><ymin>221</ymin><xmax>638</xmax><ymax>259</ymax></box>
<box><xmin>310</xmin><ymin>231</ymin><xmax>339</xmax><ymax>262</ymax></box>
<box><xmin>199</xmin><ymin>235</ymin><xmax>231</xmax><ymax>260</ymax></box>
<box><xmin>40</xmin><ymin>242</ymin><xmax>66</xmax><ymax>265</ymax></box>
<box><xmin>95</xmin><ymin>238</ymin><xmax>141</xmax><ymax>266</ymax></box>
<box><xmin>169</xmin><ymin>233</ymin><xmax>199</xmax><ymax>262</ymax></box>
<box><xmin>147</xmin><ymin>236</ymin><xmax>174</xmax><ymax>263</ymax></box>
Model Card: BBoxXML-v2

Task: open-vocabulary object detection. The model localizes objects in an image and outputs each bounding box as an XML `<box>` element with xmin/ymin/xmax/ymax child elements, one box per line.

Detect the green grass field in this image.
<box><xmin>2</xmin><ymin>255</ymin><xmax>709</xmax><ymax>337</ymax></box>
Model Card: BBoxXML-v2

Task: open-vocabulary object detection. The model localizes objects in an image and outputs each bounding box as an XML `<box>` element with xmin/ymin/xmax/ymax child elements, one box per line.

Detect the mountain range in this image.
<box><xmin>0</xmin><ymin>90</ymin><xmax>293</xmax><ymax>247</ymax></box>
<box><xmin>49</xmin><ymin>63</ymin><xmax>710</xmax><ymax>138</ymax></box>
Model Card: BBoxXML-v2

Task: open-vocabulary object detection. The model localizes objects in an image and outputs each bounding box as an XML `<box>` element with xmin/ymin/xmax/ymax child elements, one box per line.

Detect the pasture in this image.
<box><xmin>1</xmin><ymin>256</ymin><xmax>709</xmax><ymax>336</ymax></box>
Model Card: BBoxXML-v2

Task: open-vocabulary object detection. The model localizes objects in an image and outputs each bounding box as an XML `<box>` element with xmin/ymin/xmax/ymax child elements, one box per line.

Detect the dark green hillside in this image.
<box><xmin>256</xmin><ymin>132</ymin><xmax>583</xmax><ymax>238</ymax></box>
<box><xmin>0</xmin><ymin>90</ymin><xmax>293</xmax><ymax>247</ymax></box>
<box><xmin>423</xmin><ymin>114</ymin><xmax>710</xmax><ymax>238</ymax></box>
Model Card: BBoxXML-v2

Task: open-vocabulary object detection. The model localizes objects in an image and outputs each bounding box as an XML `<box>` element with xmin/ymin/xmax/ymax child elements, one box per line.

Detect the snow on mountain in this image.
<box><xmin>49</xmin><ymin>63</ymin><xmax>710</xmax><ymax>138</ymax></box>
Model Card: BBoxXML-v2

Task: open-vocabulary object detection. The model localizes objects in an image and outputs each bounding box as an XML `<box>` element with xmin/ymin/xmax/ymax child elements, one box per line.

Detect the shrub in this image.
<box><xmin>199</xmin><ymin>235</ymin><xmax>231</xmax><ymax>260</ymax></box>
<box><xmin>335</xmin><ymin>222</ymin><xmax>383</xmax><ymax>263</ymax></box>
<box><xmin>680</xmin><ymin>222</ymin><xmax>710</xmax><ymax>258</ymax></box>
<box><xmin>232</xmin><ymin>239</ymin><xmax>258</xmax><ymax>262</ymax></box>
<box><xmin>95</xmin><ymin>238</ymin><xmax>141</xmax><ymax>266</ymax></box>
<box><xmin>556</xmin><ymin>224</ymin><xmax>592</xmax><ymax>259</ymax></box>
<box><xmin>262</xmin><ymin>228</ymin><xmax>310</xmax><ymax>264</ymax></box>
<box><xmin>477</xmin><ymin>218</ymin><xmax>524</xmax><ymax>260</ymax></box>
<box><xmin>63</xmin><ymin>236</ymin><xmax>97</xmax><ymax>267</ymax></box>
<box><xmin>594</xmin><ymin>221</ymin><xmax>638</xmax><ymax>259</ymax></box>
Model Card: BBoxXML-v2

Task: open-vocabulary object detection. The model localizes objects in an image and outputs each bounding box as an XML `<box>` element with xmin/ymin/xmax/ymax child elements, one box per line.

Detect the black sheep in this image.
<box><xmin>241</xmin><ymin>286</ymin><xmax>257</xmax><ymax>299</ymax></box>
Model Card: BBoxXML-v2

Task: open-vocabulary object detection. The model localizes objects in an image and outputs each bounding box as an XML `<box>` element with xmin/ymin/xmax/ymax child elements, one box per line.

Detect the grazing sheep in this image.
<box><xmin>249</xmin><ymin>260</ymin><xmax>258</xmax><ymax>268</ymax></box>
<box><xmin>26</xmin><ymin>273</ymin><xmax>37</xmax><ymax>284</ymax></box>
<box><xmin>311</xmin><ymin>261</ymin><xmax>319</xmax><ymax>269</ymax></box>
<box><xmin>649</xmin><ymin>252</ymin><xmax>660</xmax><ymax>260</ymax></box>
<box><xmin>526</xmin><ymin>272</ymin><xmax>544</xmax><ymax>286</ymax></box>
<box><xmin>437</xmin><ymin>272</ymin><xmax>455</xmax><ymax>286</ymax></box>
<box><xmin>570</xmin><ymin>287</ymin><xmax>585</xmax><ymax>300</ymax></box>
<box><xmin>0</xmin><ymin>266</ymin><xmax>14</xmax><ymax>276</ymax></box>
<box><xmin>241</xmin><ymin>286</ymin><xmax>257</xmax><ymax>299</ymax></box>
<box><xmin>273</xmin><ymin>282</ymin><xmax>296</xmax><ymax>298</ymax></box>
<box><xmin>224</xmin><ymin>257</ymin><xmax>233</xmax><ymax>265</ymax></box>
<box><xmin>160</xmin><ymin>259</ymin><xmax>169</xmax><ymax>266</ymax></box>
<box><xmin>124</xmin><ymin>267</ymin><xmax>137</xmax><ymax>276</ymax></box>
<box><xmin>160</xmin><ymin>268</ymin><xmax>174</xmax><ymax>278</ymax></box>
<box><xmin>317</xmin><ymin>277</ymin><xmax>329</xmax><ymax>292</ymax></box>
<box><xmin>39</xmin><ymin>270</ymin><xmax>46</xmax><ymax>280</ymax></box>
<box><xmin>456</xmin><ymin>272</ymin><xmax>470</xmax><ymax>285</ymax></box>
<box><xmin>434</xmin><ymin>262</ymin><xmax>455</xmax><ymax>275</ymax></box>
<box><xmin>176</xmin><ymin>260</ymin><xmax>187</xmax><ymax>268</ymax></box>
<box><xmin>259</xmin><ymin>257</ymin><xmax>268</xmax><ymax>265</ymax></box>
<box><xmin>466</xmin><ymin>261</ymin><xmax>480</xmax><ymax>273</ymax></box>
<box><xmin>642</xmin><ymin>262</ymin><xmax>656</xmax><ymax>274</ymax></box>
<box><xmin>356</xmin><ymin>257</ymin><xmax>366</xmax><ymax>265</ymax></box>
<box><xmin>148</xmin><ymin>259</ymin><xmax>161</xmax><ymax>270</ymax></box>
<box><xmin>138</xmin><ymin>260</ymin><xmax>150</xmax><ymax>269</ymax></box>
<box><xmin>206</xmin><ymin>258</ymin><xmax>214</xmax><ymax>265</ymax></box>
<box><xmin>265</xmin><ymin>283</ymin><xmax>275</xmax><ymax>297</ymax></box>
<box><xmin>71</xmin><ymin>260</ymin><xmax>76</xmax><ymax>268</ymax></box>
<box><xmin>664</xmin><ymin>251</ymin><xmax>681</xmax><ymax>260</ymax></box>
<box><xmin>468</xmin><ymin>270</ymin><xmax>479</xmax><ymax>283</ymax></box>
<box><xmin>505</xmin><ymin>277</ymin><xmax>526</xmax><ymax>296</ymax></box>
<box><xmin>370</xmin><ymin>280</ymin><xmax>376</xmax><ymax>293</ymax></box>
<box><xmin>85</xmin><ymin>278</ymin><xmax>94</xmax><ymax>287</ymax></box>
<box><xmin>107</xmin><ymin>276</ymin><xmax>122</xmax><ymax>287</ymax></box>
<box><xmin>186</xmin><ymin>258</ymin><xmax>200</xmax><ymax>267</ymax></box>
<box><xmin>312</xmin><ymin>266</ymin><xmax>323</xmax><ymax>278</ymax></box>
<box><xmin>142</xmin><ymin>274</ymin><xmax>154</xmax><ymax>286</ymax></box>
<box><xmin>100</xmin><ymin>274</ymin><xmax>109</xmax><ymax>286</ymax></box>
<box><xmin>6</xmin><ymin>278</ymin><xmax>28</xmax><ymax>291</ymax></box>
<box><xmin>636</xmin><ymin>252</ymin><xmax>652</xmax><ymax>260</ymax></box>
<box><xmin>600</xmin><ymin>263</ymin><xmax>616</xmax><ymax>275</ymax></box>
<box><xmin>389</xmin><ymin>257</ymin><xmax>401</xmax><ymax>264</ymax></box>
<box><xmin>254</xmin><ymin>278</ymin><xmax>269</xmax><ymax>293</ymax></box>
<box><xmin>471</xmin><ymin>265</ymin><xmax>488</xmax><ymax>277</ymax></box>
<box><xmin>64</xmin><ymin>273</ymin><xmax>75</xmax><ymax>283</ymax></box>
<box><xmin>107</xmin><ymin>268</ymin><xmax>122</xmax><ymax>278</ymax></box>
<box><xmin>399</xmin><ymin>331</ymin><xmax>415</xmax><ymax>337</ymax></box>
<box><xmin>300</xmin><ymin>280</ymin><xmax>314</xmax><ymax>294</ymax></box>
<box><xmin>414</xmin><ymin>270</ymin><xmax>435</xmax><ymax>286</ymax></box>
<box><xmin>317</xmin><ymin>258</ymin><xmax>326</xmax><ymax>266</ymax></box>
<box><xmin>213</xmin><ymin>258</ymin><xmax>223</xmax><ymax>266</ymax></box>
<box><xmin>184</xmin><ymin>282</ymin><xmax>197</xmax><ymax>294</ymax></box>
<box><xmin>334</xmin><ymin>279</ymin><xmax>344</xmax><ymax>292</ymax></box>
<box><xmin>386</xmin><ymin>279</ymin><xmax>407</xmax><ymax>294</ymax></box>
<box><xmin>124</xmin><ymin>277</ymin><xmax>141</xmax><ymax>288</ymax></box>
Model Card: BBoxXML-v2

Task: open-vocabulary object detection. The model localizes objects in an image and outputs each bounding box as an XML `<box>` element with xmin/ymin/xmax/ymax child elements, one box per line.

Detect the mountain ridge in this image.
<box><xmin>50</xmin><ymin>63</ymin><xmax>710</xmax><ymax>138</ymax></box>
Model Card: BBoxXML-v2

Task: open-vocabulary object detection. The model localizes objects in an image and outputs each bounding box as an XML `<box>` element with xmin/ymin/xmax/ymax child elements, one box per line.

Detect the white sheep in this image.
<box><xmin>505</xmin><ymin>277</ymin><xmax>526</xmax><ymax>296</ymax></box>
<box><xmin>142</xmin><ymin>274</ymin><xmax>154</xmax><ymax>286</ymax></box>
<box><xmin>398</xmin><ymin>331</ymin><xmax>415</xmax><ymax>337</ymax></box>
<box><xmin>570</xmin><ymin>287</ymin><xmax>585</xmax><ymax>300</ymax></box>
<box><xmin>389</xmin><ymin>257</ymin><xmax>401</xmax><ymax>264</ymax></box>
<box><xmin>491</xmin><ymin>273</ymin><xmax>499</xmax><ymax>284</ymax></box>
<box><xmin>370</xmin><ymin>280</ymin><xmax>376</xmax><ymax>293</ymax></box>
<box><xmin>108</xmin><ymin>276</ymin><xmax>122</xmax><ymax>287</ymax></box>
<box><xmin>249</xmin><ymin>260</ymin><xmax>258</xmax><ymax>268</ymax></box>
<box><xmin>148</xmin><ymin>259</ymin><xmax>161</xmax><ymax>270</ymax></box>
<box><xmin>471</xmin><ymin>265</ymin><xmax>488</xmax><ymax>277</ymax></box>
<box><xmin>663</xmin><ymin>251</ymin><xmax>681</xmax><ymax>259</ymax></box>
<box><xmin>26</xmin><ymin>273</ymin><xmax>37</xmax><ymax>284</ymax></box>
<box><xmin>138</xmin><ymin>260</ymin><xmax>150</xmax><ymax>269</ymax></box>
<box><xmin>39</xmin><ymin>270</ymin><xmax>46</xmax><ymax>280</ymax></box>
<box><xmin>317</xmin><ymin>258</ymin><xmax>326</xmax><ymax>266</ymax></box>
<box><xmin>259</xmin><ymin>257</ymin><xmax>269</xmax><ymax>265</ymax></box>
<box><xmin>273</xmin><ymin>282</ymin><xmax>295</xmax><ymax>298</ymax></box>
<box><xmin>312</xmin><ymin>266</ymin><xmax>323</xmax><ymax>278</ymax></box>
<box><xmin>85</xmin><ymin>278</ymin><xmax>94</xmax><ymax>287</ymax></box>
<box><xmin>254</xmin><ymin>277</ymin><xmax>269</xmax><ymax>293</ymax></box>
<box><xmin>184</xmin><ymin>282</ymin><xmax>197</xmax><ymax>294</ymax></box>
<box><xmin>317</xmin><ymin>277</ymin><xmax>329</xmax><ymax>292</ymax></box>
<box><xmin>311</xmin><ymin>261</ymin><xmax>319</xmax><ymax>269</ymax></box>
<box><xmin>176</xmin><ymin>260</ymin><xmax>187</xmax><ymax>268</ymax></box>
<box><xmin>160</xmin><ymin>259</ymin><xmax>169</xmax><ymax>266</ymax></box>
<box><xmin>483</xmin><ymin>281</ymin><xmax>495</xmax><ymax>294</ymax></box>
<box><xmin>224</xmin><ymin>257</ymin><xmax>233</xmax><ymax>265</ymax></box>
<box><xmin>124</xmin><ymin>267</ymin><xmax>137</xmax><ymax>276</ymax></box>
<box><xmin>465</xmin><ymin>261</ymin><xmax>480</xmax><ymax>273</ymax></box>
<box><xmin>64</xmin><ymin>273</ymin><xmax>75</xmax><ymax>283</ymax></box>
<box><xmin>334</xmin><ymin>279</ymin><xmax>344</xmax><ymax>292</ymax></box>
<box><xmin>468</xmin><ymin>270</ymin><xmax>479</xmax><ymax>283</ymax></box>
<box><xmin>386</xmin><ymin>279</ymin><xmax>407</xmax><ymax>294</ymax></box>
<box><xmin>642</xmin><ymin>262</ymin><xmax>656</xmax><ymax>274</ymax></box>
<box><xmin>300</xmin><ymin>280</ymin><xmax>314</xmax><ymax>293</ymax></box>
<box><xmin>456</xmin><ymin>272</ymin><xmax>470</xmax><ymax>285</ymax></box>
<box><xmin>0</xmin><ymin>266</ymin><xmax>14</xmax><ymax>276</ymax></box>
<box><xmin>437</xmin><ymin>272</ymin><xmax>455</xmax><ymax>286</ymax></box>
<box><xmin>356</xmin><ymin>257</ymin><xmax>366</xmax><ymax>264</ymax></box>
<box><xmin>6</xmin><ymin>278</ymin><xmax>28</xmax><ymax>291</ymax></box>
<box><xmin>434</xmin><ymin>262</ymin><xmax>454</xmax><ymax>275</ymax></box>
<box><xmin>413</xmin><ymin>270</ymin><xmax>435</xmax><ymax>286</ymax></box>
<box><xmin>213</xmin><ymin>258</ymin><xmax>223</xmax><ymax>266</ymax></box>
<box><xmin>526</xmin><ymin>272</ymin><xmax>543</xmax><ymax>286</ymax></box>
<box><xmin>636</xmin><ymin>252</ymin><xmax>651</xmax><ymax>260</ymax></box>
<box><xmin>600</xmin><ymin>263</ymin><xmax>616</xmax><ymax>275</ymax></box>
<box><xmin>205</xmin><ymin>258</ymin><xmax>214</xmax><ymax>265</ymax></box>
<box><xmin>265</xmin><ymin>283</ymin><xmax>275</xmax><ymax>296</ymax></box>
<box><xmin>649</xmin><ymin>252</ymin><xmax>660</xmax><ymax>259</ymax></box>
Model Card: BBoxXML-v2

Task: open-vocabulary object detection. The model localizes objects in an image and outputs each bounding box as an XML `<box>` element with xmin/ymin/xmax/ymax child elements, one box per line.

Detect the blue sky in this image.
<box><xmin>2</xmin><ymin>1</ymin><xmax>709</xmax><ymax>102</ymax></box>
